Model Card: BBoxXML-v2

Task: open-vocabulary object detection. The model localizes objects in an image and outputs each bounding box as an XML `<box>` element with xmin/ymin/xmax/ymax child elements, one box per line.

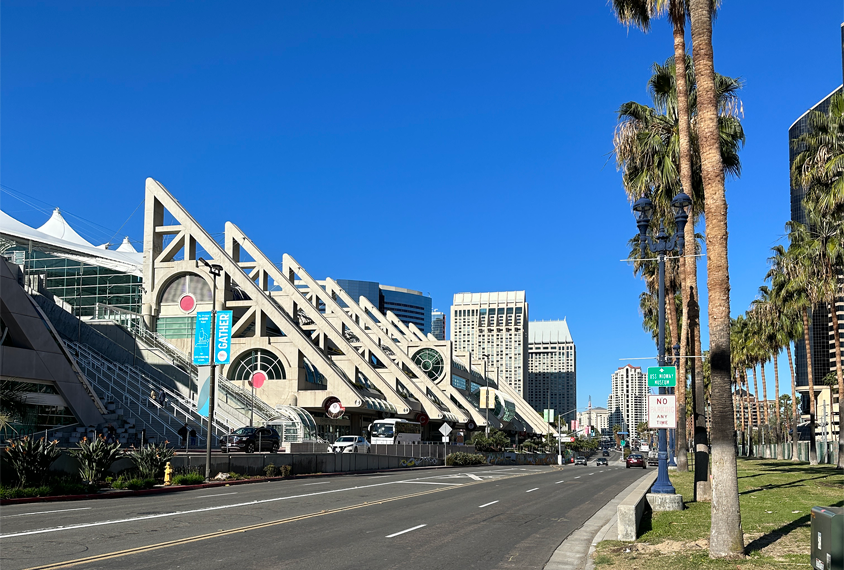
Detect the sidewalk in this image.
<box><xmin>545</xmin><ymin>463</ymin><xmax>654</xmax><ymax>570</ymax></box>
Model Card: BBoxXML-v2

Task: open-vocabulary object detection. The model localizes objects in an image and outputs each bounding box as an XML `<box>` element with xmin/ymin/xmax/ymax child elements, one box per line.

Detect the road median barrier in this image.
<box><xmin>617</xmin><ymin>470</ymin><xmax>658</xmax><ymax>541</ymax></box>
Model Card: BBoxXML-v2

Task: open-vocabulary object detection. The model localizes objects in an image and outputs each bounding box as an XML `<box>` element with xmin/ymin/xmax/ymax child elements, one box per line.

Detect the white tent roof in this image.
<box><xmin>116</xmin><ymin>236</ymin><xmax>138</xmax><ymax>253</ymax></box>
<box><xmin>37</xmin><ymin>209</ymin><xmax>95</xmax><ymax>247</ymax></box>
<box><xmin>0</xmin><ymin>209</ymin><xmax>142</xmax><ymax>276</ymax></box>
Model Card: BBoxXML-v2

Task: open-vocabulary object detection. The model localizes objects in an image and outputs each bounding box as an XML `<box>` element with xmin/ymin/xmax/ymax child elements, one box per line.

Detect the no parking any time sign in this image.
<box><xmin>647</xmin><ymin>395</ymin><xmax>677</xmax><ymax>429</ymax></box>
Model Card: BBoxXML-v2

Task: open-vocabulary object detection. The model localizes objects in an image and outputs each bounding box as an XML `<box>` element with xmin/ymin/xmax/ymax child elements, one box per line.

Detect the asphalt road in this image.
<box><xmin>0</xmin><ymin>453</ymin><xmax>649</xmax><ymax>570</ymax></box>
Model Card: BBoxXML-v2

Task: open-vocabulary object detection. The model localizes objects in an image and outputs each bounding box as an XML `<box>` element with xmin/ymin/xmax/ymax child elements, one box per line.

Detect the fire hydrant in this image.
<box><xmin>164</xmin><ymin>461</ymin><xmax>173</xmax><ymax>486</ymax></box>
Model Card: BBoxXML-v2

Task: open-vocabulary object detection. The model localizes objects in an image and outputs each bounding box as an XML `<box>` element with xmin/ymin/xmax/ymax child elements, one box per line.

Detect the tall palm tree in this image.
<box><xmin>768</xmin><ymin>244</ymin><xmax>808</xmax><ymax>463</ymax></box>
<box><xmin>792</xmin><ymin>91</ymin><xmax>844</xmax><ymax>216</ymax></box>
<box><xmin>753</xmin><ymin>285</ymin><xmax>788</xmax><ymax>459</ymax></box>
<box><xmin>615</xmin><ymin>58</ymin><xmax>744</xmax><ymax>478</ymax></box>
<box><xmin>688</xmin><ymin>0</ymin><xmax>743</xmax><ymax>556</ymax></box>
<box><xmin>789</xmin><ymin>203</ymin><xmax>844</xmax><ymax>468</ymax></box>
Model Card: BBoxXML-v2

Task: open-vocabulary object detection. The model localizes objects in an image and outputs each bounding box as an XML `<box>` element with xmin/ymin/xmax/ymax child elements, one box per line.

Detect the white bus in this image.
<box><xmin>369</xmin><ymin>419</ymin><xmax>422</xmax><ymax>445</ymax></box>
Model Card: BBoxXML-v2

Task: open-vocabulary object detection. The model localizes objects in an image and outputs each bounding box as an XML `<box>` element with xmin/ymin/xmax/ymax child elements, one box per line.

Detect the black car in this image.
<box><xmin>220</xmin><ymin>427</ymin><xmax>280</xmax><ymax>453</ymax></box>
<box><xmin>595</xmin><ymin>457</ymin><xmax>608</xmax><ymax>466</ymax></box>
<box><xmin>602</xmin><ymin>449</ymin><xmax>610</xmax><ymax>456</ymax></box>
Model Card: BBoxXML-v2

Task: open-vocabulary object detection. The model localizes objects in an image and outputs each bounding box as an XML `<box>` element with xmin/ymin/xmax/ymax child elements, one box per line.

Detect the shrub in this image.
<box><xmin>128</xmin><ymin>442</ymin><xmax>175</xmax><ymax>480</ymax></box>
<box><xmin>228</xmin><ymin>472</ymin><xmax>241</xmax><ymax>480</ymax></box>
<box><xmin>280</xmin><ymin>465</ymin><xmax>291</xmax><ymax>477</ymax></box>
<box><xmin>125</xmin><ymin>478</ymin><xmax>156</xmax><ymax>490</ymax></box>
<box><xmin>0</xmin><ymin>476</ymin><xmax>96</xmax><ymax>499</ymax></box>
<box><xmin>264</xmin><ymin>464</ymin><xmax>277</xmax><ymax>477</ymax></box>
<box><xmin>445</xmin><ymin>452</ymin><xmax>485</xmax><ymax>466</ymax></box>
<box><xmin>69</xmin><ymin>437</ymin><xmax>123</xmax><ymax>484</ymax></box>
<box><xmin>172</xmin><ymin>472</ymin><xmax>205</xmax><ymax>485</ymax></box>
<box><xmin>3</xmin><ymin>437</ymin><xmax>62</xmax><ymax>487</ymax></box>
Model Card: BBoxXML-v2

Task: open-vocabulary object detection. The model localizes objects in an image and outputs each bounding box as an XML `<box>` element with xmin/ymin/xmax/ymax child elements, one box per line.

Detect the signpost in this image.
<box><xmin>647</xmin><ymin>366</ymin><xmax>677</xmax><ymax>388</ymax></box>
<box><xmin>439</xmin><ymin>423</ymin><xmax>452</xmax><ymax>463</ymax></box>
<box><xmin>648</xmin><ymin>395</ymin><xmax>677</xmax><ymax>429</ymax></box>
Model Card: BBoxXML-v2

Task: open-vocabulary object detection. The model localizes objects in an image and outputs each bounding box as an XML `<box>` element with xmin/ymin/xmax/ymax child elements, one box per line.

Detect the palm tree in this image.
<box><xmin>789</xmin><ymin>202</ymin><xmax>844</xmax><ymax>468</ymax></box>
<box><xmin>688</xmin><ymin>0</ymin><xmax>743</xmax><ymax>556</ymax></box>
<box><xmin>753</xmin><ymin>285</ymin><xmax>789</xmax><ymax>459</ymax></box>
<box><xmin>615</xmin><ymin>57</ymin><xmax>744</xmax><ymax>479</ymax></box>
<box><xmin>768</xmin><ymin>244</ymin><xmax>807</xmax><ymax>463</ymax></box>
<box><xmin>792</xmin><ymin>91</ymin><xmax>844</xmax><ymax>216</ymax></box>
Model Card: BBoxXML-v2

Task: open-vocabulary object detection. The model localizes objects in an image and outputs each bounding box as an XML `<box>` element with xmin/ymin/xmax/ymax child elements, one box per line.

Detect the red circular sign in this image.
<box><xmin>324</xmin><ymin>397</ymin><xmax>345</xmax><ymax>418</ymax></box>
<box><xmin>249</xmin><ymin>370</ymin><xmax>267</xmax><ymax>389</ymax></box>
<box><xmin>178</xmin><ymin>293</ymin><xmax>196</xmax><ymax>313</ymax></box>
<box><xmin>416</xmin><ymin>413</ymin><xmax>429</xmax><ymax>426</ymax></box>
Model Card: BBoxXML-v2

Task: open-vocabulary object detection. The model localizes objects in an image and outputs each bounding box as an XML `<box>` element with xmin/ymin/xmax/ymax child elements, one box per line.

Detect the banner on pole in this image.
<box><xmin>197</xmin><ymin>365</ymin><xmax>213</xmax><ymax>418</ymax></box>
<box><xmin>193</xmin><ymin>312</ymin><xmax>212</xmax><ymax>365</ymax></box>
<box><xmin>215</xmin><ymin>311</ymin><xmax>233</xmax><ymax>365</ymax></box>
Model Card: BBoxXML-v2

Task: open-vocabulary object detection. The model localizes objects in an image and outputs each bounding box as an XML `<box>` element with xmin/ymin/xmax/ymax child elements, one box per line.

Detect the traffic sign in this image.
<box><xmin>439</xmin><ymin>423</ymin><xmax>452</xmax><ymax>436</ymax></box>
<box><xmin>647</xmin><ymin>366</ymin><xmax>677</xmax><ymax>387</ymax></box>
<box><xmin>442</xmin><ymin>436</ymin><xmax>450</xmax><ymax>443</ymax></box>
<box><xmin>648</xmin><ymin>395</ymin><xmax>677</xmax><ymax>429</ymax></box>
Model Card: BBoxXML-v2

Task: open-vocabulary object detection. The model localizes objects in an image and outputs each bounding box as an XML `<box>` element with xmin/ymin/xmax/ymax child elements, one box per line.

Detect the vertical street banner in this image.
<box><xmin>196</xmin><ymin>365</ymin><xmax>212</xmax><ymax>418</ymax></box>
<box><xmin>215</xmin><ymin>310</ymin><xmax>232</xmax><ymax>365</ymax></box>
<box><xmin>193</xmin><ymin>312</ymin><xmax>212</xmax><ymax>365</ymax></box>
<box><xmin>543</xmin><ymin>409</ymin><xmax>555</xmax><ymax>423</ymax></box>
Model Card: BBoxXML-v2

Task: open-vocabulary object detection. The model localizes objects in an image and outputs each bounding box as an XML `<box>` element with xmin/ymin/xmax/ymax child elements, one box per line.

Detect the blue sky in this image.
<box><xmin>2</xmin><ymin>1</ymin><xmax>841</xmax><ymax>413</ymax></box>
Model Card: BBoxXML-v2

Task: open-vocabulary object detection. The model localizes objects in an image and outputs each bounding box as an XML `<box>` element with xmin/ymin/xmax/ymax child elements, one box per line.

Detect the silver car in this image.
<box><xmin>332</xmin><ymin>435</ymin><xmax>371</xmax><ymax>453</ymax></box>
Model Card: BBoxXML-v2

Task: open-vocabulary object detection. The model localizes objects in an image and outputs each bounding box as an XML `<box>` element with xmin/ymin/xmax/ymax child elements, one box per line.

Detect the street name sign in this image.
<box><xmin>647</xmin><ymin>366</ymin><xmax>677</xmax><ymax>388</ymax></box>
<box><xmin>648</xmin><ymin>395</ymin><xmax>677</xmax><ymax>429</ymax></box>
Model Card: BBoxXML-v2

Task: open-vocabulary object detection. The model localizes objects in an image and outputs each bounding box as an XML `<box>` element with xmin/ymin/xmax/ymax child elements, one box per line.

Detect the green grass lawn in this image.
<box><xmin>594</xmin><ymin>458</ymin><xmax>843</xmax><ymax>569</ymax></box>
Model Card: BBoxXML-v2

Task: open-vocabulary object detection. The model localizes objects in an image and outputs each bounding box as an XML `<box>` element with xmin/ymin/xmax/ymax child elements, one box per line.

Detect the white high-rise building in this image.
<box><xmin>527</xmin><ymin>319</ymin><xmax>576</xmax><ymax>423</ymax></box>
<box><xmin>607</xmin><ymin>364</ymin><xmax>647</xmax><ymax>440</ymax></box>
<box><xmin>451</xmin><ymin>291</ymin><xmax>528</xmax><ymax>396</ymax></box>
<box><xmin>577</xmin><ymin>404</ymin><xmax>609</xmax><ymax>436</ymax></box>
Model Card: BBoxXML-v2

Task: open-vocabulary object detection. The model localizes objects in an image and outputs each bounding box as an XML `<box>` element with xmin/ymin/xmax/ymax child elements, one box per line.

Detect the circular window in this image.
<box><xmin>229</xmin><ymin>350</ymin><xmax>285</xmax><ymax>383</ymax></box>
<box><xmin>412</xmin><ymin>348</ymin><xmax>444</xmax><ymax>380</ymax></box>
<box><xmin>250</xmin><ymin>370</ymin><xmax>267</xmax><ymax>389</ymax></box>
<box><xmin>178</xmin><ymin>293</ymin><xmax>196</xmax><ymax>314</ymax></box>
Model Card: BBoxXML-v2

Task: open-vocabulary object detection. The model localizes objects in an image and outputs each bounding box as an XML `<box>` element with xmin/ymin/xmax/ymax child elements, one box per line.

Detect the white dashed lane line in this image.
<box><xmin>526</xmin><ymin>488</ymin><xmax>539</xmax><ymax>493</ymax></box>
<box><xmin>555</xmin><ymin>480</ymin><xmax>565</xmax><ymax>484</ymax></box>
<box><xmin>386</xmin><ymin>524</ymin><xmax>427</xmax><ymax>538</ymax></box>
<box><xmin>194</xmin><ymin>492</ymin><xmax>237</xmax><ymax>499</ymax></box>
<box><xmin>2</xmin><ymin>508</ymin><xmax>91</xmax><ymax>518</ymax></box>
<box><xmin>478</xmin><ymin>501</ymin><xmax>499</xmax><ymax>508</ymax></box>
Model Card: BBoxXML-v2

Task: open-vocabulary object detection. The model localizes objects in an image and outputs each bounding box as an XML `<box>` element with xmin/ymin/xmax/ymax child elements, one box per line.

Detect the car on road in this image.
<box><xmin>647</xmin><ymin>452</ymin><xmax>659</xmax><ymax>466</ymax></box>
<box><xmin>595</xmin><ymin>457</ymin><xmax>608</xmax><ymax>466</ymax></box>
<box><xmin>220</xmin><ymin>426</ymin><xmax>280</xmax><ymax>453</ymax></box>
<box><xmin>574</xmin><ymin>456</ymin><xmax>587</xmax><ymax>465</ymax></box>
<box><xmin>332</xmin><ymin>435</ymin><xmax>371</xmax><ymax>453</ymax></box>
<box><xmin>602</xmin><ymin>449</ymin><xmax>610</xmax><ymax>456</ymax></box>
<box><xmin>626</xmin><ymin>454</ymin><xmax>646</xmax><ymax>468</ymax></box>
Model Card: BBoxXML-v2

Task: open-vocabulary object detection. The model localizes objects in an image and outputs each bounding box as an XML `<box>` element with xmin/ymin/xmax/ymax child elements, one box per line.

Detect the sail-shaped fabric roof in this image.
<box><xmin>37</xmin><ymin>209</ymin><xmax>95</xmax><ymax>247</ymax></box>
<box><xmin>0</xmin><ymin>209</ymin><xmax>142</xmax><ymax>275</ymax></box>
<box><xmin>116</xmin><ymin>236</ymin><xmax>138</xmax><ymax>253</ymax></box>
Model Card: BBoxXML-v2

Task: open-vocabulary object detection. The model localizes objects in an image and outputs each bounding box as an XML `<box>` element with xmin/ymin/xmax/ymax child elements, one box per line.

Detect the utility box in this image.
<box><xmin>811</xmin><ymin>506</ymin><xmax>843</xmax><ymax>570</ymax></box>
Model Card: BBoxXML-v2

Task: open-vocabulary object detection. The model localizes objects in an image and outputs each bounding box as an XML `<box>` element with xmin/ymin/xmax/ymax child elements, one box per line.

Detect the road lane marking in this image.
<box><xmin>2</xmin><ymin>470</ymin><xmax>534</xmax><ymax>540</ymax></box>
<box><xmin>478</xmin><ymin>501</ymin><xmax>499</xmax><ymax>508</ymax></box>
<box><xmin>2</xmin><ymin>508</ymin><xmax>91</xmax><ymax>518</ymax></box>
<box><xmin>574</xmin><ymin>476</ymin><xmax>581</xmax><ymax>479</ymax></box>
<box><xmin>526</xmin><ymin>488</ymin><xmax>539</xmax><ymax>493</ymax></box>
<box><xmin>302</xmin><ymin>482</ymin><xmax>330</xmax><ymax>486</ymax></box>
<box><xmin>397</xmin><ymin>481</ymin><xmax>463</xmax><ymax>486</ymax></box>
<box><xmin>555</xmin><ymin>481</ymin><xmax>565</xmax><ymax>484</ymax></box>
<box><xmin>465</xmin><ymin>474</ymin><xmax>483</xmax><ymax>481</ymax></box>
<box><xmin>194</xmin><ymin>492</ymin><xmax>237</xmax><ymax>498</ymax></box>
<box><xmin>386</xmin><ymin>524</ymin><xmax>426</xmax><ymax>538</ymax></box>
<box><xmin>589</xmin><ymin>473</ymin><xmax>595</xmax><ymax>476</ymax></box>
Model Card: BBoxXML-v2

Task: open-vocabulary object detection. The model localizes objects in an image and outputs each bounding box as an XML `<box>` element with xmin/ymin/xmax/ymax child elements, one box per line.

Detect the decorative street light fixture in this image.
<box><xmin>198</xmin><ymin>257</ymin><xmax>223</xmax><ymax>482</ymax></box>
<box><xmin>632</xmin><ymin>192</ymin><xmax>691</xmax><ymax>495</ymax></box>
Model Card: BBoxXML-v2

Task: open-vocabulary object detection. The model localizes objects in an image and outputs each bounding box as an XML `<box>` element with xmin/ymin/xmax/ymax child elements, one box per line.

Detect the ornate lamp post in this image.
<box><xmin>632</xmin><ymin>192</ymin><xmax>691</xmax><ymax>494</ymax></box>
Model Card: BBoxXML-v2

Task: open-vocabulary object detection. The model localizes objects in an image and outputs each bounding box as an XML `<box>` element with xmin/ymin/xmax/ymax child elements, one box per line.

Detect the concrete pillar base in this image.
<box><xmin>668</xmin><ymin>465</ymin><xmax>678</xmax><ymax>471</ymax></box>
<box><xmin>646</xmin><ymin>492</ymin><xmax>684</xmax><ymax>511</ymax></box>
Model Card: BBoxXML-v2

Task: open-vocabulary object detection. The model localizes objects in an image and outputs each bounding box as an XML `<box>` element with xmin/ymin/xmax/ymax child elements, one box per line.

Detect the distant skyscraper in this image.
<box><xmin>527</xmin><ymin>319</ymin><xmax>576</xmax><ymax>423</ymax></box>
<box><xmin>431</xmin><ymin>309</ymin><xmax>446</xmax><ymax>341</ymax></box>
<box><xmin>451</xmin><ymin>291</ymin><xmax>528</xmax><ymax>396</ymax></box>
<box><xmin>335</xmin><ymin>279</ymin><xmax>432</xmax><ymax>334</ymax></box>
<box><xmin>787</xmin><ymin>24</ymin><xmax>844</xmax><ymax>405</ymax></box>
<box><xmin>607</xmin><ymin>364</ymin><xmax>647</xmax><ymax>440</ymax></box>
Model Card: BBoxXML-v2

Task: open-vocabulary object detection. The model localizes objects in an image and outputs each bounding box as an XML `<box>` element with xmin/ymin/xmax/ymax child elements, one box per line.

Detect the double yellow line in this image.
<box><xmin>24</xmin><ymin>472</ymin><xmax>532</xmax><ymax>570</ymax></box>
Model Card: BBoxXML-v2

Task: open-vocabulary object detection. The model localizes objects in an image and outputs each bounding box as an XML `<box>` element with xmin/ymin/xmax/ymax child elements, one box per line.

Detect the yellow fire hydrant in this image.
<box><xmin>164</xmin><ymin>461</ymin><xmax>173</xmax><ymax>486</ymax></box>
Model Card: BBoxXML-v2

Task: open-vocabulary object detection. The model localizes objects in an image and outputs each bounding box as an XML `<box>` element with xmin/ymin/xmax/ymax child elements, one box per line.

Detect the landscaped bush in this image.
<box><xmin>112</xmin><ymin>477</ymin><xmax>155</xmax><ymax>490</ymax></box>
<box><xmin>264</xmin><ymin>464</ymin><xmax>278</xmax><ymax>477</ymax></box>
<box><xmin>69</xmin><ymin>437</ymin><xmax>123</xmax><ymax>484</ymax></box>
<box><xmin>172</xmin><ymin>472</ymin><xmax>205</xmax><ymax>485</ymax></box>
<box><xmin>279</xmin><ymin>465</ymin><xmax>291</xmax><ymax>477</ymax></box>
<box><xmin>128</xmin><ymin>442</ymin><xmax>175</xmax><ymax>480</ymax></box>
<box><xmin>3</xmin><ymin>436</ymin><xmax>62</xmax><ymax>487</ymax></box>
<box><xmin>445</xmin><ymin>452</ymin><xmax>486</xmax><ymax>466</ymax></box>
<box><xmin>0</xmin><ymin>476</ymin><xmax>96</xmax><ymax>499</ymax></box>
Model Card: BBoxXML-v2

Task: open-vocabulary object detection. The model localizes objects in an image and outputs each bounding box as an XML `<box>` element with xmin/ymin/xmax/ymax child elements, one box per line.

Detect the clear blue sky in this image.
<box><xmin>2</xmin><ymin>1</ymin><xmax>841</xmax><ymax>412</ymax></box>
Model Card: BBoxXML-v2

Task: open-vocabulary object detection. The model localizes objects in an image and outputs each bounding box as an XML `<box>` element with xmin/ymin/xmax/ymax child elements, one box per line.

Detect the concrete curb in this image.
<box><xmin>0</xmin><ymin>463</ymin><xmax>455</xmax><ymax>506</ymax></box>
<box><xmin>544</xmin><ymin>471</ymin><xmax>657</xmax><ymax>570</ymax></box>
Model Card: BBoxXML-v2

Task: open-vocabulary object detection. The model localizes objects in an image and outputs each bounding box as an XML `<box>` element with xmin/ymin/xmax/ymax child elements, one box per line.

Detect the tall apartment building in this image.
<box><xmin>607</xmin><ymin>364</ymin><xmax>648</xmax><ymax>440</ymax></box>
<box><xmin>335</xmin><ymin>279</ymin><xmax>432</xmax><ymax>334</ymax></box>
<box><xmin>451</xmin><ymin>291</ymin><xmax>528</xmax><ymax>396</ymax></box>
<box><xmin>431</xmin><ymin>309</ymin><xmax>446</xmax><ymax>341</ymax></box>
<box><xmin>527</xmin><ymin>319</ymin><xmax>576</xmax><ymax>423</ymax></box>
<box><xmin>787</xmin><ymin>24</ymin><xmax>843</xmax><ymax>423</ymax></box>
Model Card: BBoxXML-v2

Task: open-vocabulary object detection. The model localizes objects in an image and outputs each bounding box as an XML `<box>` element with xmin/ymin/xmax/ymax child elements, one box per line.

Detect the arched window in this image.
<box><xmin>229</xmin><ymin>349</ymin><xmax>286</xmax><ymax>382</ymax></box>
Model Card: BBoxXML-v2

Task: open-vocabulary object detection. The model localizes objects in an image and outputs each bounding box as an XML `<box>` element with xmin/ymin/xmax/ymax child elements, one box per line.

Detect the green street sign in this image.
<box><xmin>647</xmin><ymin>366</ymin><xmax>677</xmax><ymax>387</ymax></box>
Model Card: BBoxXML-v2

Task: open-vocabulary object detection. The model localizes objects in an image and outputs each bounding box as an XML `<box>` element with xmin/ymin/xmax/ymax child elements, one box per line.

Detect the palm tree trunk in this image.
<box><xmin>827</xmin><ymin>298</ymin><xmax>844</xmax><ymax>469</ymax></box>
<box><xmin>752</xmin><ymin>366</ymin><xmax>761</xmax><ymax>456</ymax></box>
<box><xmin>744</xmin><ymin>371</ymin><xmax>752</xmax><ymax>455</ymax></box>
<box><xmin>667</xmin><ymin>288</ymin><xmax>688</xmax><ymax>471</ymax></box>
<box><xmin>773</xmin><ymin>355</ymin><xmax>783</xmax><ymax>459</ymax></box>
<box><xmin>786</xmin><ymin>342</ymin><xmax>799</xmax><ymax>462</ymax></box>
<box><xmin>802</xmin><ymin>307</ymin><xmax>818</xmax><ymax>464</ymax></box>
<box><xmin>760</xmin><ymin>361</ymin><xmax>770</xmax><ymax>457</ymax></box>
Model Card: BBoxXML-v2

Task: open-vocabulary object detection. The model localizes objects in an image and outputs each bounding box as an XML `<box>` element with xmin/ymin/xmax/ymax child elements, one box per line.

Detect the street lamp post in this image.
<box><xmin>632</xmin><ymin>192</ymin><xmax>691</xmax><ymax>495</ymax></box>
<box><xmin>482</xmin><ymin>354</ymin><xmax>491</xmax><ymax>436</ymax></box>
<box><xmin>199</xmin><ymin>257</ymin><xmax>223</xmax><ymax>481</ymax></box>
